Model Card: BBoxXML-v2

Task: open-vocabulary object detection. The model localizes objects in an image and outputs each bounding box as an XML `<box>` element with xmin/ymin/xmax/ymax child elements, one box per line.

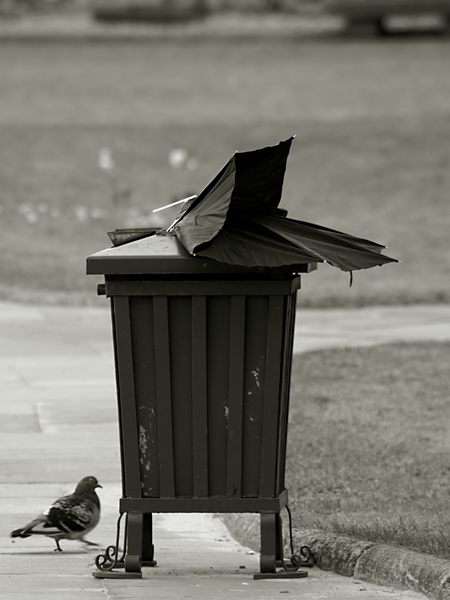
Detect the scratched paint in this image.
<box><xmin>251</xmin><ymin>367</ymin><xmax>261</xmax><ymax>388</ymax></box>
<box><xmin>138</xmin><ymin>425</ymin><xmax>148</xmax><ymax>465</ymax></box>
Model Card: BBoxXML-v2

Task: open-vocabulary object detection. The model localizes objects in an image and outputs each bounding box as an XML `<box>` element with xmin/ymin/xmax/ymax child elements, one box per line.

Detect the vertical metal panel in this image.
<box><xmin>241</xmin><ymin>296</ymin><xmax>268</xmax><ymax>497</ymax></box>
<box><xmin>111</xmin><ymin>275</ymin><xmax>298</xmax><ymax>507</ymax></box>
<box><xmin>276</xmin><ymin>292</ymin><xmax>298</xmax><ymax>494</ymax></box>
<box><xmin>109</xmin><ymin>298</ymin><xmax>126</xmax><ymax>497</ymax></box>
<box><xmin>153</xmin><ymin>296</ymin><xmax>176</xmax><ymax>498</ymax></box>
<box><xmin>206</xmin><ymin>296</ymin><xmax>230</xmax><ymax>497</ymax></box>
<box><xmin>113</xmin><ymin>296</ymin><xmax>142</xmax><ymax>498</ymax></box>
<box><xmin>129</xmin><ymin>296</ymin><xmax>160</xmax><ymax>498</ymax></box>
<box><xmin>226</xmin><ymin>296</ymin><xmax>246</xmax><ymax>498</ymax></box>
<box><xmin>259</xmin><ymin>295</ymin><xmax>285</xmax><ymax>498</ymax></box>
<box><xmin>191</xmin><ymin>296</ymin><xmax>209</xmax><ymax>497</ymax></box>
<box><xmin>168</xmin><ymin>296</ymin><xmax>193</xmax><ymax>497</ymax></box>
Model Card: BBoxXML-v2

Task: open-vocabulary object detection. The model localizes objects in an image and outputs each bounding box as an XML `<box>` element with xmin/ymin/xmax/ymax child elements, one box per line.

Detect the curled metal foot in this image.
<box><xmin>94</xmin><ymin>513</ymin><xmax>125</xmax><ymax>573</ymax></box>
<box><xmin>92</xmin><ymin>513</ymin><xmax>142</xmax><ymax>579</ymax></box>
<box><xmin>283</xmin><ymin>506</ymin><xmax>315</xmax><ymax>569</ymax></box>
<box><xmin>282</xmin><ymin>554</ymin><xmax>301</xmax><ymax>572</ymax></box>
<box><xmin>299</xmin><ymin>545</ymin><xmax>315</xmax><ymax>568</ymax></box>
<box><xmin>281</xmin><ymin>546</ymin><xmax>314</xmax><ymax>572</ymax></box>
<box><xmin>95</xmin><ymin>545</ymin><xmax>120</xmax><ymax>572</ymax></box>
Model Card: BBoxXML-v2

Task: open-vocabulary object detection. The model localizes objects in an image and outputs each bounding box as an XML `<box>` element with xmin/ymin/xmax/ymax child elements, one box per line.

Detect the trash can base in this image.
<box><xmin>115</xmin><ymin>560</ymin><xmax>157</xmax><ymax>568</ymax></box>
<box><xmin>253</xmin><ymin>570</ymin><xmax>308</xmax><ymax>580</ymax></box>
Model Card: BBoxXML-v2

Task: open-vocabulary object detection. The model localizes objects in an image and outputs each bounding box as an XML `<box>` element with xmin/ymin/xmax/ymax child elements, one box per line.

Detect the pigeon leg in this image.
<box><xmin>54</xmin><ymin>540</ymin><xmax>63</xmax><ymax>552</ymax></box>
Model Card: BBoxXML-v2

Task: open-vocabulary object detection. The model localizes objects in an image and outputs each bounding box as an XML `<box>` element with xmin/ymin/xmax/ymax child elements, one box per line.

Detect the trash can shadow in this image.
<box><xmin>87</xmin><ymin>230</ymin><xmax>316</xmax><ymax>579</ymax></box>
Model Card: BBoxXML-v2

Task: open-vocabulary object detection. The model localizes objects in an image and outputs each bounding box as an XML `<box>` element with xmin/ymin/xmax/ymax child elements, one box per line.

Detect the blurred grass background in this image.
<box><xmin>0</xmin><ymin>23</ymin><xmax>449</xmax><ymax>306</ymax></box>
<box><xmin>286</xmin><ymin>341</ymin><xmax>450</xmax><ymax>558</ymax></box>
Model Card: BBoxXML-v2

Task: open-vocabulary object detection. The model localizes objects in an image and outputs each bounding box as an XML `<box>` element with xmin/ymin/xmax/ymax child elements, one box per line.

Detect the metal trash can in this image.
<box><xmin>87</xmin><ymin>230</ymin><xmax>316</xmax><ymax>579</ymax></box>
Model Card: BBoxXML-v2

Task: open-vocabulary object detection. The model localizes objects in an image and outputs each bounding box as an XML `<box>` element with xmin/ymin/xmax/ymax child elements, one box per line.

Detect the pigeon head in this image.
<box><xmin>75</xmin><ymin>476</ymin><xmax>102</xmax><ymax>494</ymax></box>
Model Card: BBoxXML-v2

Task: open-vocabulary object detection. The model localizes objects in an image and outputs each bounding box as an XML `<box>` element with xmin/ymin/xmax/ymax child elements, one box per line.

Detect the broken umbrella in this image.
<box><xmin>166</xmin><ymin>137</ymin><xmax>397</xmax><ymax>276</ymax></box>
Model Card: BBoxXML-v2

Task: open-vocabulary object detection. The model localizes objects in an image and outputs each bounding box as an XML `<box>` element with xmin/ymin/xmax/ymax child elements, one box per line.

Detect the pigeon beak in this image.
<box><xmin>96</xmin><ymin>484</ymin><xmax>103</xmax><ymax>489</ymax></box>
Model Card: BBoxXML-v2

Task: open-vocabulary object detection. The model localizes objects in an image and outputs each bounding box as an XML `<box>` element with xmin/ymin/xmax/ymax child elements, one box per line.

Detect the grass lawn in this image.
<box><xmin>286</xmin><ymin>341</ymin><xmax>450</xmax><ymax>559</ymax></box>
<box><xmin>0</xmin><ymin>38</ymin><xmax>449</xmax><ymax>305</ymax></box>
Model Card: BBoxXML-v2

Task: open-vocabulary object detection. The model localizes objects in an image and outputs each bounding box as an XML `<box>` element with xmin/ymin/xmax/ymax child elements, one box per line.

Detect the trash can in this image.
<box><xmin>87</xmin><ymin>230</ymin><xmax>316</xmax><ymax>579</ymax></box>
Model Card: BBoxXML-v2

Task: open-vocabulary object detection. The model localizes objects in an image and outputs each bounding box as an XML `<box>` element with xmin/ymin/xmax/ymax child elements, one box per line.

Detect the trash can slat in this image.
<box><xmin>153</xmin><ymin>296</ymin><xmax>176</xmax><ymax>498</ymax></box>
<box><xmin>130</xmin><ymin>297</ymin><xmax>160</xmax><ymax>497</ymax></box>
<box><xmin>191</xmin><ymin>296</ymin><xmax>209</xmax><ymax>498</ymax></box>
<box><xmin>206</xmin><ymin>297</ymin><xmax>230</xmax><ymax>496</ymax></box>
<box><xmin>226</xmin><ymin>296</ymin><xmax>246</xmax><ymax>498</ymax></box>
<box><xmin>113</xmin><ymin>296</ymin><xmax>142</xmax><ymax>498</ymax></box>
<box><xmin>240</xmin><ymin>296</ymin><xmax>269</xmax><ymax>497</ymax></box>
<box><xmin>259</xmin><ymin>296</ymin><xmax>285</xmax><ymax>497</ymax></box>
<box><xmin>168</xmin><ymin>297</ymin><xmax>194</xmax><ymax>497</ymax></box>
<box><xmin>276</xmin><ymin>293</ymin><xmax>297</xmax><ymax>493</ymax></box>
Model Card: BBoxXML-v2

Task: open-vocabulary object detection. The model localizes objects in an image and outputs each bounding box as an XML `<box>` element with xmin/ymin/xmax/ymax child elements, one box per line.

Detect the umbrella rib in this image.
<box><xmin>153</xmin><ymin>196</ymin><xmax>197</xmax><ymax>214</ymax></box>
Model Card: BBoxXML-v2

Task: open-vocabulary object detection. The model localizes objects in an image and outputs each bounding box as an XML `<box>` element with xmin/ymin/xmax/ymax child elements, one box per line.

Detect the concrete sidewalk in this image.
<box><xmin>293</xmin><ymin>304</ymin><xmax>450</xmax><ymax>353</ymax></box>
<box><xmin>1</xmin><ymin>301</ymin><xmax>448</xmax><ymax>600</ymax></box>
<box><xmin>0</xmin><ymin>11</ymin><xmax>339</xmax><ymax>43</ymax></box>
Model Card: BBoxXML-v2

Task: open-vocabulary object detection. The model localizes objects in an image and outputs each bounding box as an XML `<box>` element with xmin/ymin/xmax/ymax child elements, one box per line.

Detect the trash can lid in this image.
<box><xmin>86</xmin><ymin>231</ymin><xmax>315</xmax><ymax>276</ymax></box>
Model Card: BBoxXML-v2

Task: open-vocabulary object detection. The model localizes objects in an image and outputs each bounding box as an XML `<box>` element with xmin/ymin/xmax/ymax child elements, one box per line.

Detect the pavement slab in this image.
<box><xmin>294</xmin><ymin>305</ymin><xmax>450</xmax><ymax>353</ymax></box>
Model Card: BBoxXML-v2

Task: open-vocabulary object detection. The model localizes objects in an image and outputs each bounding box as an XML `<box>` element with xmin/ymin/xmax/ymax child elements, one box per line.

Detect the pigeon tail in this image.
<box><xmin>11</xmin><ymin>526</ymin><xmax>34</xmax><ymax>539</ymax></box>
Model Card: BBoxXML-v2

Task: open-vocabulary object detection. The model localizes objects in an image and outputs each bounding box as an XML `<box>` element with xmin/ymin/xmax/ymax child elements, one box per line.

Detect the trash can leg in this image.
<box><xmin>142</xmin><ymin>513</ymin><xmax>157</xmax><ymax>567</ymax></box>
<box><xmin>124</xmin><ymin>513</ymin><xmax>143</xmax><ymax>574</ymax></box>
<box><xmin>275</xmin><ymin>512</ymin><xmax>283</xmax><ymax>567</ymax></box>
<box><xmin>255</xmin><ymin>511</ymin><xmax>309</xmax><ymax>581</ymax></box>
<box><xmin>259</xmin><ymin>512</ymin><xmax>282</xmax><ymax>573</ymax></box>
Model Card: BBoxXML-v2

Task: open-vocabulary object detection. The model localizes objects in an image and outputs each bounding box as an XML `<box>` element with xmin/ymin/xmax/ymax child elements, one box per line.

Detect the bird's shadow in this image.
<box><xmin>9</xmin><ymin>543</ymin><xmax>102</xmax><ymax>555</ymax></box>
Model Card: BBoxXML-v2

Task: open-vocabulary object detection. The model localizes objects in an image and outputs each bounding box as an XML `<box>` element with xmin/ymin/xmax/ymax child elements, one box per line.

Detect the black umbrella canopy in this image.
<box><xmin>168</xmin><ymin>137</ymin><xmax>294</xmax><ymax>253</ymax></box>
<box><xmin>194</xmin><ymin>215</ymin><xmax>397</xmax><ymax>272</ymax></box>
<box><xmin>168</xmin><ymin>138</ymin><xmax>398</xmax><ymax>273</ymax></box>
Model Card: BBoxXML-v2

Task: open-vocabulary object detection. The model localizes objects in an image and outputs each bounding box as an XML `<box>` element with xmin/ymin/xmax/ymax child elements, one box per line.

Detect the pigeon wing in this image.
<box><xmin>46</xmin><ymin>494</ymin><xmax>100</xmax><ymax>537</ymax></box>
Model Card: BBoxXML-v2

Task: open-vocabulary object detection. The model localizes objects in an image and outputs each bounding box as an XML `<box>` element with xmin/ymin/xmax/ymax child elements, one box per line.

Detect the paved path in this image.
<box><xmin>1</xmin><ymin>301</ymin><xmax>448</xmax><ymax>600</ymax></box>
<box><xmin>294</xmin><ymin>304</ymin><xmax>450</xmax><ymax>353</ymax></box>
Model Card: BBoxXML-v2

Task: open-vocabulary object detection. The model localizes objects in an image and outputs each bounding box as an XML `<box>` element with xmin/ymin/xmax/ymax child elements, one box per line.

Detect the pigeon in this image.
<box><xmin>10</xmin><ymin>476</ymin><xmax>101</xmax><ymax>552</ymax></box>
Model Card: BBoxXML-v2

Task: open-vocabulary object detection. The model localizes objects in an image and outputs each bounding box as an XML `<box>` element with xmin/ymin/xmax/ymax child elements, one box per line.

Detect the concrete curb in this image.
<box><xmin>355</xmin><ymin>545</ymin><xmax>450</xmax><ymax>600</ymax></box>
<box><xmin>221</xmin><ymin>515</ymin><xmax>450</xmax><ymax>600</ymax></box>
<box><xmin>290</xmin><ymin>529</ymin><xmax>375</xmax><ymax>577</ymax></box>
